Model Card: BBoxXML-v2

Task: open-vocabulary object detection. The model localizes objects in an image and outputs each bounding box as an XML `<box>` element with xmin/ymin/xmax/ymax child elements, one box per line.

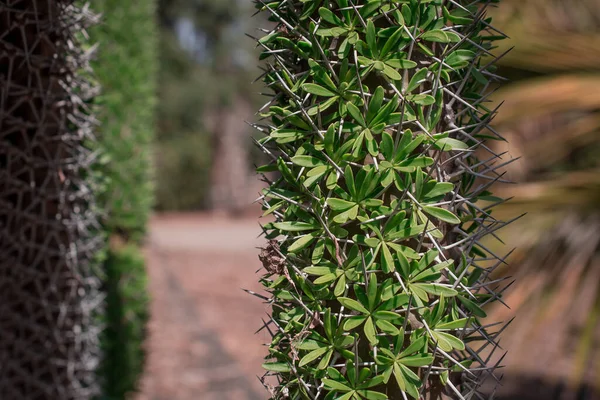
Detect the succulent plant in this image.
<box><xmin>479</xmin><ymin>2</ymin><xmax>600</xmax><ymax>397</ymax></box>
<box><xmin>0</xmin><ymin>1</ymin><xmax>101</xmax><ymax>398</ymax></box>
<box><xmin>252</xmin><ymin>1</ymin><xmax>511</xmax><ymax>399</ymax></box>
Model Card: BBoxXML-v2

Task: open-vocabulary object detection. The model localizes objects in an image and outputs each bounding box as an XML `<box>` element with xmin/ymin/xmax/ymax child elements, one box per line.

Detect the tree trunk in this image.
<box><xmin>209</xmin><ymin>95</ymin><xmax>253</xmax><ymax>214</ymax></box>
<box><xmin>0</xmin><ymin>1</ymin><xmax>101</xmax><ymax>398</ymax></box>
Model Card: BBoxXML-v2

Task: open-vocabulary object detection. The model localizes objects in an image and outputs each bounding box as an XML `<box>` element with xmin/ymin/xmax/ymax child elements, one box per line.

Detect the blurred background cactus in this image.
<box><xmin>479</xmin><ymin>1</ymin><xmax>600</xmax><ymax>398</ymax></box>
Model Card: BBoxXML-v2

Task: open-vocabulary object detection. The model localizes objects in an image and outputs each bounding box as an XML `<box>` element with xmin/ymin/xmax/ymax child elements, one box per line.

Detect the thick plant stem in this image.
<box><xmin>253</xmin><ymin>1</ymin><xmax>511</xmax><ymax>399</ymax></box>
<box><xmin>0</xmin><ymin>1</ymin><xmax>101</xmax><ymax>398</ymax></box>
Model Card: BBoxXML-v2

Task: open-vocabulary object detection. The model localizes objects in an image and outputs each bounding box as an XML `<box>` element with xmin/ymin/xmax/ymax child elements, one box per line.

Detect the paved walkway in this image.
<box><xmin>136</xmin><ymin>213</ymin><xmax>271</xmax><ymax>400</ymax></box>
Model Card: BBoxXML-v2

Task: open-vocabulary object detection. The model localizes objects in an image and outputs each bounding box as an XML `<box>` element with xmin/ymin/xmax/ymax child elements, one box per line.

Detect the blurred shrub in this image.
<box><xmin>101</xmin><ymin>246</ymin><xmax>149</xmax><ymax>400</ymax></box>
<box><xmin>89</xmin><ymin>0</ymin><xmax>157</xmax><ymax>397</ymax></box>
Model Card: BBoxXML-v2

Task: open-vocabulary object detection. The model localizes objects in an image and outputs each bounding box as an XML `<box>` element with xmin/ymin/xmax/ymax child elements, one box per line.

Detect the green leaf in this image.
<box><xmin>422</xmin><ymin>206</ymin><xmax>461</xmax><ymax>224</ymax></box>
<box><xmin>318</xmin><ymin>8</ymin><xmax>343</xmax><ymax>26</ymax></box>
<box><xmin>386</xmin><ymin>224</ymin><xmax>427</xmax><ymax>240</ymax></box>
<box><xmin>273</xmin><ymin>221</ymin><xmax>320</xmax><ymax>232</ymax></box>
<box><xmin>302</xmin><ymin>83</ymin><xmax>337</xmax><ymax>97</ymax></box>
<box><xmin>458</xmin><ymin>295</ymin><xmax>487</xmax><ymax>318</ymax></box>
<box><xmin>367</xmin><ymin>273</ymin><xmax>378</xmax><ymax>310</ymax></box>
<box><xmin>366</xmin><ymin>19</ymin><xmax>378</xmax><ymax>56</ymax></box>
<box><xmin>417</xmin><ymin>283</ymin><xmax>458</xmax><ymax>297</ymax></box>
<box><xmin>299</xmin><ymin>346</ymin><xmax>330</xmax><ymax>367</ymax></box>
<box><xmin>380</xmin><ymin>27</ymin><xmax>404</xmax><ymax>58</ymax></box>
<box><xmin>323</xmin><ymin>378</ymin><xmax>352</xmax><ymax>391</ymax></box>
<box><xmin>375</xmin><ymin>319</ymin><xmax>399</xmax><ymax>335</ymax></box>
<box><xmin>406</xmin><ymin>94</ymin><xmax>436</xmax><ymax>106</ymax></box>
<box><xmin>382</xmin><ymin>63</ymin><xmax>402</xmax><ymax>81</ymax></box>
<box><xmin>392</xmin><ymin>363</ymin><xmax>407</xmax><ymax>392</ymax></box>
<box><xmin>399</xmin><ymin>336</ymin><xmax>427</xmax><ymax>358</ymax></box>
<box><xmin>396</xmin><ymin>248</ymin><xmax>410</xmax><ymax>277</ymax></box>
<box><xmin>336</xmin><ymin>392</ymin><xmax>354</xmax><ymax>400</ymax></box>
<box><xmin>432</xmin><ymin>331</ymin><xmax>465</xmax><ymax>351</ymax></box>
<box><xmin>400</xmin><ymin>355</ymin><xmax>434</xmax><ymax>367</ymax></box>
<box><xmin>312</xmin><ymin>240</ymin><xmax>326</xmax><ymax>264</ymax></box>
<box><xmin>347</xmin><ymin>102</ymin><xmax>367</xmax><ymax>127</ymax></box>
<box><xmin>358</xmin><ymin>56</ymin><xmax>375</xmax><ymax>66</ymax></box>
<box><xmin>296</xmin><ymin>339</ymin><xmax>322</xmax><ymax>350</ymax></box>
<box><xmin>364</xmin><ymin>316</ymin><xmax>378</xmax><ymax>344</ymax></box>
<box><xmin>386</xmin><ymin>59</ymin><xmax>417</xmax><ymax>69</ymax></box>
<box><xmin>407</xmin><ymin>68</ymin><xmax>429</xmax><ymax>93</ymax></box>
<box><xmin>372</xmin><ymin>310</ymin><xmax>400</xmax><ymax>321</ymax></box>
<box><xmin>354</xmin><ymin>235</ymin><xmax>380</xmax><ymax>248</ymax></box>
<box><xmin>399</xmin><ymin>364</ymin><xmax>421</xmax><ymax>398</ymax></box>
<box><xmin>434</xmin><ymin>137</ymin><xmax>469</xmax><ymax>151</ymax></box>
<box><xmin>317</xmin><ymin>348</ymin><xmax>334</xmax><ymax>370</ymax></box>
<box><xmin>314</xmin><ymin>273</ymin><xmax>339</xmax><ymax>284</ymax></box>
<box><xmin>424</xmin><ymin>182</ymin><xmax>454</xmax><ymax>199</ymax></box>
<box><xmin>262</xmin><ymin>362</ymin><xmax>291</xmax><ymax>372</ymax></box>
<box><xmin>338</xmin><ymin>297</ymin><xmax>369</xmax><ymax>314</ymax></box>
<box><xmin>291</xmin><ymin>155</ymin><xmax>326</xmax><ymax>167</ymax></box>
<box><xmin>421</xmin><ymin>29</ymin><xmax>450</xmax><ymax>43</ymax></box>
<box><xmin>381</xmin><ymin>243</ymin><xmax>395</xmax><ymax>273</ymax></box>
<box><xmin>380</xmin><ymin>132</ymin><xmax>394</xmax><ymax>160</ymax></box>
<box><xmin>288</xmin><ymin>234</ymin><xmax>317</xmax><ymax>253</ymax></box>
<box><xmin>356</xmin><ymin>390</ymin><xmax>388</xmax><ymax>400</ymax></box>
<box><xmin>271</xmin><ymin>129</ymin><xmax>305</xmax><ymax>143</ymax></box>
<box><xmin>344</xmin><ymin>315</ymin><xmax>367</xmax><ymax>330</ymax></box>
<box><xmin>334</xmin><ymin>274</ymin><xmax>346</xmax><ymax>297</ymax></box>
<box><xmin>367</xmin><ymin>87</ymin><xmax>385</xmax><ymax>123</ymax></box>
<box><xmin>328</xmin><ymin>198</ymin><xmax>357</xmax><ymax>211</ymax></box>
<box><xmin>308</xmin><ymin>95</ymin><xmax>339</xmax><ymax>115</ymax></box>
<box><xmin>436</xmin><ymin>318</ymin><xmax>469</xmax><ymax>330</ymax></box>
<box><xmin>446</xmin><ymin>49</ymin><xmax>475</xmax><ymax>68</ymax></box>
<box><xmin>378</xmin><ymin>294</ymin><xmax>409</xmax><ymax>310</ymax></box>
<box><xmin>317</xmin><ymin>26</ymin><xmax>349</xmax><ymax>37</ymax></box>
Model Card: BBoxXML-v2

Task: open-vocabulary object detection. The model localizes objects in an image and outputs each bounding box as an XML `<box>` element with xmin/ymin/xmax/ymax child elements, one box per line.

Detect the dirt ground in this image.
<box><xmin>136</xmin><ymin>212</ymin><xmax>271</xmax><ymax>400</ymax></box>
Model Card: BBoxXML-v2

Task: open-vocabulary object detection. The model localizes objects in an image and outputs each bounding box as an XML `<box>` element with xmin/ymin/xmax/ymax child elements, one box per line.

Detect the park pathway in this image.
<box><xmin>136</xmin><ymin>213</ymin><xmax>271</xmax><ymax>400</ymax></box>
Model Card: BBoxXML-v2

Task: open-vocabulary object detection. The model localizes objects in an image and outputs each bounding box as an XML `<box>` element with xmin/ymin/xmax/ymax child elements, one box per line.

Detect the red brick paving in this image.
<box><xmin>136</xmin><ymin>213</ymin><xmax>272</xmax><ymax>400</ymax></box>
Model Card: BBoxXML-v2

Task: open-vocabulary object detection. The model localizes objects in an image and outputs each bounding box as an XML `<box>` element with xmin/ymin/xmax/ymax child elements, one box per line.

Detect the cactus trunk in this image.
<box><xmin>0</xmin><ymin>1</ymin><xmax>101</xmax><ymax>398</ymax></box>
<box><xmin>253</xmin><ymin>1</ymin><xmax>511</xmax><ymax>399</ymax></box>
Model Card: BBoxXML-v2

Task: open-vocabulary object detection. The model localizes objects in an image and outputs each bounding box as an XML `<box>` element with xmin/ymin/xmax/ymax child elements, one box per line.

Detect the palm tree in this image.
<box><xmin>0</xmin><ymin>1</ymin><xmax>101</xmax><ymax>398</ymax></box>
<box><xmin>483</xmin><ymin>1</ymin><xmax>600</xmax><ymax>398</ymax></box>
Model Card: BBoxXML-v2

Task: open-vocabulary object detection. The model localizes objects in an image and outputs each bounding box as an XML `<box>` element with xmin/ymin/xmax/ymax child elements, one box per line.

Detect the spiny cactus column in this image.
<box><xmin>0</xmin><ymin>1</ymin><xmax>101</xmax><ymax>398</ymax></box>
<box><xmin>253</xmin><ymin>1</ymin><xmax>511</xmax><ymax>399</ymax></box>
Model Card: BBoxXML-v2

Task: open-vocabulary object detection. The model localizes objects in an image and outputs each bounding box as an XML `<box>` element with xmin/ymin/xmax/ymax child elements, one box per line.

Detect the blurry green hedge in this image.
<box><xmin>89</xmin><ymin>0</ymin><xmax>158</xmax><ymax>398</ymax></box>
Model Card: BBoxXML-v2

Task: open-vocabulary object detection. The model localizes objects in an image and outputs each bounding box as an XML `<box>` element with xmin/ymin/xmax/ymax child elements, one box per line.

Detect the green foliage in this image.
<box><xmin>98</xmin><ymin>246</ymin><xmax>150</xmax><ymax>400</ymax></box>
<box><xmin>92</xmin><ymin>0</ymin><xmax>157</xmax><ymax>236</ymax></box>
<box><xmin>253</xmin><ymin>1</ymin><xmax>509</xmax><ymax>399</ymax></box>
<box><xmin>89</xmin><ymin>0</ymin><xmax>157</xmax><ymax>397</ymax></box>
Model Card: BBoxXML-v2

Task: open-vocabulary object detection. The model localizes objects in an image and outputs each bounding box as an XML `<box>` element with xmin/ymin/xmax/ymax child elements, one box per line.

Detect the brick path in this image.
<box><xmin>136</xmin><ymin>213</ymin><xmax>271</xmax><ymax>400</ymax></box>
